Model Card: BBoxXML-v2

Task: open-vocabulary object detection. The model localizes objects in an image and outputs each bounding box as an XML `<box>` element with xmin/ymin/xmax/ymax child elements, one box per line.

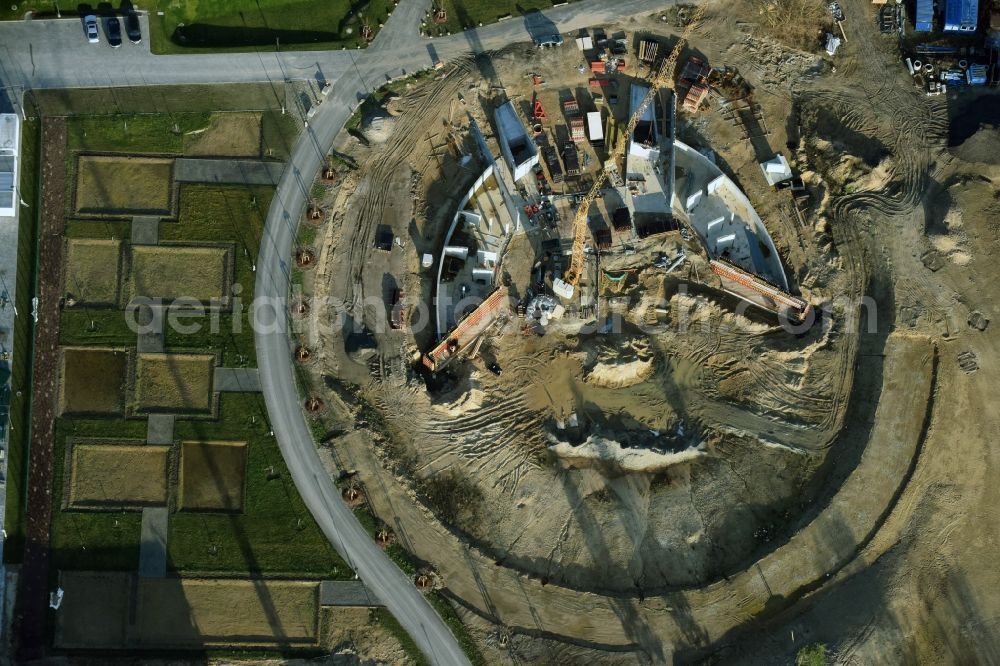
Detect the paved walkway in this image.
<box><xmin>319</xmin><ymin>580</ymin><xmax>383</xmax><ymax>607</ymax></box>
<box><xmin>213</xmin><ymin>367</ymin><xmax>261</xmax><ymax>392</ymax></box>
<box><xmin>138</xmin><ymin>507</ymin><xmax>168</xmax><ymax>578</ymax></box>
<box><xmin>145</xmin><ymin>414</ymin><xmax>174</xmax><ymax>445</ymax></box>
<box><xmin>135</xmin><ymin>304</ymin><xmax>164</xmax><ymax>354</ymax></box>
<box><xmin>130</xmin><ymin>216</ymin><xmax>159</xmax><ymax>245</ymax></box>
<box><xmin>173</xmin><ymin>159</ymin><xmax>283</xmax><ymax>186</ymax></box>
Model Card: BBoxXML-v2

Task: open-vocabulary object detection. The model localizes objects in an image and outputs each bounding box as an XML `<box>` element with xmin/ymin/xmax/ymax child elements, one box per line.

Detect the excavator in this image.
<box><xmin>554</xmin><ymin>7</ymin><xmax>705</xmax><ymax>300</ymax></box>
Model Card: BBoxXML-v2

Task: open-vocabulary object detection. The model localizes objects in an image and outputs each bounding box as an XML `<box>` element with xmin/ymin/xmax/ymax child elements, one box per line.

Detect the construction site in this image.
<box><xmin>295</xmin><ymin>0</ymin><xmax>1000</xmax><ymax>662</ymax></box>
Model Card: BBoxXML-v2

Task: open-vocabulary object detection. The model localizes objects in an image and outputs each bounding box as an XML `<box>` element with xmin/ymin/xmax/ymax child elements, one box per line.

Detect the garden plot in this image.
<box><xmin>179</xmin><ymin>440</ymin><xmax>247</xmax><ymax>511</ymax></box>
<box><xmin>68</xmin><ymin>442</ymin><xmax>169</xmax><ymax>508</ymax></box>
<box><xmin>128</xmin><ymin>245</ymin><xmax>230</xmax><ymax>304</ymax></box>
<box><xmin>183</xmin><ymin>112</ymin><xmax>262</xmax><ymax>157</ymax></box>
<box><xmin>75</xmin><ymin>155</ymin><xmax>174</xmax><ymax>215</ymax></box>
<box><xmin>59</xmin><ymin>347</ymin><xmax>129</xmax><ymax>416</ymax></box>
<box><xmin>55</xmin><ymin>571</ymin><xmax>131</xmax><ymax>648</ymax></box>
<box><xmin>134</xmin><ymin>578</ymin><xmax>320</xmax><ymax>646</ymax></box>
<box><xmin>134</xmin><ymin>352</ymin><xmax>216</xmax><ymax>414</ymax></box>
<box><xmin>64</xmin><ymin>239</ymin><xmax>122</xmax><ymax>306</ymax></box>
<box><xmin>56</xmin><ymin>574</ymin><xmax>320</xmax><ymax>648</ymax></box>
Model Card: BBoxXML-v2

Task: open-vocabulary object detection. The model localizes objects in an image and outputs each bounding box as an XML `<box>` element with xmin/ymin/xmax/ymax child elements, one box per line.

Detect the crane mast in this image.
<box><xmin>558</xmin><ymin>9</ymin><xmax>703</xmax><ymax>298</ymax></box>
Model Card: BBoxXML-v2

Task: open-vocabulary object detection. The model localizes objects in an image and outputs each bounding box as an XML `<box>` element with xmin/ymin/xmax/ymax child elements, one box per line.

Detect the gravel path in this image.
<box><xmin>11</xmin><ymin>117</ymin><xmax>65</xmax><ymax>661</ymax></box>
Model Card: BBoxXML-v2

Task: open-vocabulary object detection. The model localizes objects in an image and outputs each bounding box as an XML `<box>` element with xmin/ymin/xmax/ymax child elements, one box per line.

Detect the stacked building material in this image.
<box><xmin>639</xmin><ymin>39</ymin><xmax>659</xmax><ymax>63</ymax></box>
<box><xmin>542</xmin><ymin>145</ymin><xmax>564</xmax><ymax>183</ymax></box>
<box><xmin>562</xmin><ymin>143</ymin><xmax>581</xmax><ymax>175</ymax></box>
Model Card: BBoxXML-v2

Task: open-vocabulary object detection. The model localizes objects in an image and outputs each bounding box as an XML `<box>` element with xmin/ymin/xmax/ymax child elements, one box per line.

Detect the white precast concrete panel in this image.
<box><xmin>494</xmin><ymin>102</ymin><xmax>539</xmax><ymax>183</ymax></box>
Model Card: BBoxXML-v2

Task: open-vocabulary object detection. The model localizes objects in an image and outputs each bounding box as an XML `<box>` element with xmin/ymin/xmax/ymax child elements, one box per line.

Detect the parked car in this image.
<box><xmin>487</xmin><ymin>362</ymin><xmax>502</xmax><ymax>376</ymax></box>
<box><xmin>84</xmin><ymin>15</ymin><xmax>99</xmax><ymax>43</ymax></box>
<box><xmin>106</xmin><ymin>17</ymin><xmax>122</xmax><ymax>48</ymax></box>
<box><xmin>124</xmin><ymin>12</ymin><xmax>142</xmax><ymax>44</ymax></box>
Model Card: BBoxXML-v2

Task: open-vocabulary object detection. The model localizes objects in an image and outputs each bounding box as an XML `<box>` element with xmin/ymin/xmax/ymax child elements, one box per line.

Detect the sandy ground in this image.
<box><xmin>298</xmin><ymin>0</ymin><xmax>1000</xmax><ymax>661</ymax></box>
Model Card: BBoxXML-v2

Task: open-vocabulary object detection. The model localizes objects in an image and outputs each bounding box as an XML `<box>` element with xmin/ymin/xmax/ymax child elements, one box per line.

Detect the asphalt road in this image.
<box><xmin>253</xmin><ymin>66</ymin><xmax>477</xmax><ymax>665</ymax></box>
<box><xmin>0</xmin><ymin>1</ymin><xmax>677</xmax><ymax>663</ymax></box>
<box><xmin>0</xmin><ymin>0</ymin><xmax>674</xmax><ymax>91</ymax></box>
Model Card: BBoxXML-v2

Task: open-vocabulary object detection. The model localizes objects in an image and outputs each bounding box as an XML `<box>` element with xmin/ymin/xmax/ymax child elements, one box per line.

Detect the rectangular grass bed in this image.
<box><xmin>55</xmin><ymin>571</ymin><xmax>131</xmax><ymax>648</ymax></box>
<box><xmin>129</xmin><ymin>245</ymin><xmax>229</xmax><ymax>303</ymax></box>
<box><xmin>179</xmin><ymin>441</ymin><xmax>247</xmax><ymax>511</ymax></box>
<box><xmin>64</xmin><ymin>239</ymin><xmax>122</xmax><ymax>306</ymax></box>
<box><xmin>69</xmin><ymin>443</ymin><xmax>169</xmax><ymax>507</ymax></box>
<box><xmin>59</xmin><ymin>347</ymin><xmax>129</xmax><ymax>416</ymax></box>
<box><xmin>134</xmin><ymin>578</ymin><xmax>319</xmax><ymax>646</ymax></box>
<box><xmin>75</xmin><ymin>155</ymin><xmax>174</xmax><ymax>215</ymax></box>
<box><xmin>183</xmin><ymin>112</ymin><xmax>262</xmax><ymax>157</ymax></box>
<box><xmin>134</xmin><ymin>352</ymin><xmax>215</xmax><ymax>414</ymax></box>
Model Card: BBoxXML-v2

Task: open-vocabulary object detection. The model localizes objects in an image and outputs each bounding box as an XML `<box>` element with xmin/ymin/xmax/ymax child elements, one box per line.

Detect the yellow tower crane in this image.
<box><xmin>556</xmin><ymin>7</ymin><xmax>705</xmax><ymax>300</ymax></box>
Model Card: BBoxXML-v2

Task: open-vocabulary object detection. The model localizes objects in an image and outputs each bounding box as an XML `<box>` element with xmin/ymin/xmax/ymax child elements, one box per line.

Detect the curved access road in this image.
<box><xmin>0</xmin><ymin>0</ymin><xmax>680</xmax><ymax>663</ymax></box>
<box><xmin>253</xmin><ymin>63</ymin><xmax>473</xmax><ymax>664</ymax></box>
<box><xmin>253</xmin><ymin>1</ymin><xmax>679</xmax><ymax>664</ymax></box>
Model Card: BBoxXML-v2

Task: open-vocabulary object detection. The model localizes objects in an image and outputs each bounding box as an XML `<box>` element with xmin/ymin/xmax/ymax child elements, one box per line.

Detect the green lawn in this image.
<box><xmin>60</xmin><ymin>183</ymin><xmax>272</xmax><ymax>367</ymax></box>
<box><xmin>50</xmin><ymin>110</ymin><xmax>348</xmax><ymax>578</ymax></box>
<box><xmin>50</xmin><ymin>396</ymin><xmax>348</xmax><ymax>576</ymax></box>
<box><xmin>50</xmin><ymin>419</ymin><xmax>148</xmax><ymax>571</ymax></box>
<box><xmin>2</xmin><ymin>119</ymin><xmax>39</xmax><ymax>564</ymax></box>
<box><xmin>427</xmin><ymin>0</ymin><xmax>568</xmax><ymax>36</ymax></box>
<box><xmin>147</xmin><ymin>0</ymin><xmax>395</xmax><ymax>54</ymax></box>
<box><xmin>32</xmin><ymin>84</ymin><xmax>287</xmax><ymax>117</ymax></box>
<box><xmin>168</xmin><ymin>393</ymin><xmax>347</xmax><ymax>575</ymax></box>
<box><xmin>68</xmin><ymin>114</ymin><xmax>211</xmax><ymax>154</ymax></box>
<box><xmin>66</xmin><ymin>111</ymin><xmax>297</xmax><ymax>161</ymax></box>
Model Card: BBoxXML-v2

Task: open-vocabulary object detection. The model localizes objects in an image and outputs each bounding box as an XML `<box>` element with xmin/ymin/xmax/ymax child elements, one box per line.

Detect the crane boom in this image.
<box><xmin>559</xmin><ymin>8</ymin><xmax>704</xmax><ymax>298</ymax></box>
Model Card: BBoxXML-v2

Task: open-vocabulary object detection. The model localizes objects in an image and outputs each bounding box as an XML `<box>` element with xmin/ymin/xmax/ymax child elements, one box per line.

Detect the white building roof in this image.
<box><xmin>0</xmin><ymin>115</ymin><xmax>18</xmax><ymax>156</ymax></box>
<box><xmin>0</xmin><ymin>114</ymin><xmax>18</xmax><ymax>217</ymax></box>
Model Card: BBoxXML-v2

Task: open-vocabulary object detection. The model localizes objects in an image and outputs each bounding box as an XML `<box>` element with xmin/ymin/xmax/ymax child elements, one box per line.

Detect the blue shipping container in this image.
<box><xmin>944</xmin><ymin>0</ymin><xmax>978</xmax><ymax>32</ymax></box>
<box><xmin>916</xmin><ymin>0</ymin><xmax>935</xmax><ymax>32</ymax></box>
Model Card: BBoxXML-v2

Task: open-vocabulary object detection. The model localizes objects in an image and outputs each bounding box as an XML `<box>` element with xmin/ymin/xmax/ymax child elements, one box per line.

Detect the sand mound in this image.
<box><xmin>584</xmin><ymin>337</ymin><xmax>655</xmax><ymax>388</ymax></box>
<box><xmin>929</xmin><ymin>193</ymin><xmax>973</xmax><ymax>266</ymax></box>
<box><xmin>671</xmin><ymin>292</ymin><xmax>773</xmax><ymax>334</ymax></box>
<box><xmin>950</xmin><ymin>125</ymin><xmax>1000</xmax><ymax>165</ymax></box>
<box><xmin>363</xmin><ymin>115</ymin><xmax>396</xmax><ymax>143</ymax></box>
<box><xmin>431</xmin><ymin>386</ymin><xmax>484</xmax><ymax>416</ymax></box>
<box><xmin>548</xmin><ymin>434</ymin><xmax>705</xmax><ymax>473</ymax></box>
<box><xmin>586</xmin><ymin>358</ymin><xmax>655</xmax><ymax>388</ymax></box>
